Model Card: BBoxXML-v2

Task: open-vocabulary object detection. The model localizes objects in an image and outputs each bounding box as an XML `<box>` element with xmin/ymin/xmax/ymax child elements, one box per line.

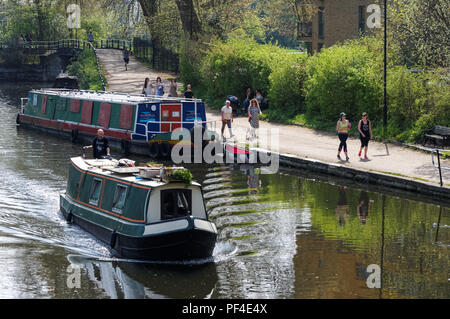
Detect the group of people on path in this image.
<box><xmin>17</xmin><ymin>33</ymin><xmax>34</xmax><ymax>45</ymax></box>
<box><xmin>336</xmin><ymin>112</ymin><xmax>373</xmax><ymax>161</ymax></box>
<box><xmin>243</xmin><ymin>88</ymin><xmax>268</xmax><ymax>112</ymax></box>
<box><xmin>142</xmin><ymin>77</ymin><xmax>167</xmax><ymax>97</ymax></box>
<box><xmin>221</xmin><ymin>97</ymin><xmax>262</xmax><ymax>140</ymax></box>
<box><xmin>142</xmin><ymin>78</ymin><xmax>194</xmax><ymax>98</ymax></box>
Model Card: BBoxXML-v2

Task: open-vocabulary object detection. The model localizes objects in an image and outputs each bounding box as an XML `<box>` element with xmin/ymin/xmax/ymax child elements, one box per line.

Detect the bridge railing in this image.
<box><xmin>0</xmin><ymin>39</ymin><xmax>132</xmax><ymax>51</ymax></box>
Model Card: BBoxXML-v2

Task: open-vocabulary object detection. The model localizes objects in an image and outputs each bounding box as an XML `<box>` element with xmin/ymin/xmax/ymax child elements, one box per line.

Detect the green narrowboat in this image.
<box><xmin>60</xmin><ymin>156</ymin><xmax>218</xmax><ymax>261</ymax></box>
<box><xmin>18</xmin><ymin>89</ymin><xmax>216</xmax><ymax>158</ymax></box>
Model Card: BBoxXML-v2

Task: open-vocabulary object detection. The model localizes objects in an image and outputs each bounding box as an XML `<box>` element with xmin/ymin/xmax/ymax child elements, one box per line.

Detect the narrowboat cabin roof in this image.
<box><xmin>29</xmin><ymin>89</ymin><xmax>204</xmax><ymax>105</ymax></box>
<box><xmin>72</xmin><ymin>156</ymin><xmax>200</xmax><ymax>189</ymax></box>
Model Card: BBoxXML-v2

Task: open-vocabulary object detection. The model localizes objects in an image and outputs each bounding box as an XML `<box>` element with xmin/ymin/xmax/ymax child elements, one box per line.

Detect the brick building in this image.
<box><xmin>298</xmin><ymin>0</ymin><xmax>376</xmax><ymax>54</ymax></box>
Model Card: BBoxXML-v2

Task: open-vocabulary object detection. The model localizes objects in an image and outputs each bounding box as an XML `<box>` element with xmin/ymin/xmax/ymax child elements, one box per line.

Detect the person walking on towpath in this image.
<box><xmin>358</xmin><ymin>112</ymin><xmax>373</xmax><ymax>160</ymax></box>
<box><xmin>221</xmin><ymin>100</ymin><xmax>234</xmax><ymax>139</ymax></box>
<box><xmin>248</xmin><ymin>98</ymin><xmax>262</xmax><ymax>140</ymax></box>
<box><xmin>336</xmin><ymin>112</ymin><xmax>351</xmax><ymax>161</ymax></box>
<box><xmin>83</xmin><ymin>129</ymin><xmax>111</xmax><ymax>159</ymax></box>
<box><xmin>123</xmin><ymin>49</ymin><xmax>130</xmax><ymax>71</ymax></box>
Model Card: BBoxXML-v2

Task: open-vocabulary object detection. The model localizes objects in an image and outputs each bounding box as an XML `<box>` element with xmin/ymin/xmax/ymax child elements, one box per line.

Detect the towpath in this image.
<box><xmin>96</xmin><ymin>49</ymin><xmax>450</xmax><ymax>188</ymax></box>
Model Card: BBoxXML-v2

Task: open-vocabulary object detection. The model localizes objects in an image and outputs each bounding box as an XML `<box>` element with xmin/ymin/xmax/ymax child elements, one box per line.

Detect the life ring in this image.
<box><xmin>16</xmin><ymin>113</ymin><xmax>21</xmax><ymax>125</ymax></box>
<box><xmin>110</xmin><ymin>231</ymin><xmax>117</xmax><ymax>249</ymax></box>
<box><xmin>121</xmin><ymin>140</ymin><xmax>130</xmax><ymax>155</ymax></box>
<box><xmin>148</xmin><ymin>142</ymin><xmax>160</xmax><ymax>158</ymax></box>
<box><xmin>160</xmin><ymin>141</ymin><xmax>171</xmax><ymax>158</ymax></box>
<box><xmin>71</xmin><ymin>128</ymin><xmax>78</xmax><ymax>143</ymax></box>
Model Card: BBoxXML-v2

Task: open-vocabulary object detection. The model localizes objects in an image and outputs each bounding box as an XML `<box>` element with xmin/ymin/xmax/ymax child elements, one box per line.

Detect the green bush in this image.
<box><xmin>304</xmin><ymin>38</ymin><xmax>383</xmax><ymax>130</ymax></box>
<box><xmin>199</xmin><ymin>33</ymin><xmax>289</xmax><ymax>107</ymax></box>
<box><xmin>268</xmin><ymin>53</ymin><xmax>308</xmax><ymax>114</ymax></box>
<box><xmin>179</xmin><ymin>38</ymin><xmax>205</xmax><ymax>92</ymax></box>
<box><xmin>386</xmin><ymin>67</ymin><xmax>450</xmax><ymax>142</ymax></box>
<box><xmin>67</xmin><ymin>49</ymin><xmax>105</xmax><ymax>91</ymax></box>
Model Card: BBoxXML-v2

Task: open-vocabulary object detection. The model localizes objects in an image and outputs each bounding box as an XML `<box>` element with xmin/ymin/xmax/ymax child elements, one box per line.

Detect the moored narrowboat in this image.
<box><xmin>59</xmin><ymin>156</ymin><xmax>218</xmax><ymax>261</ymax></box>
<box><xmin>18</xmin><ymin>89</ymin><xmax>217</xmax><ymax>158</ymax></box>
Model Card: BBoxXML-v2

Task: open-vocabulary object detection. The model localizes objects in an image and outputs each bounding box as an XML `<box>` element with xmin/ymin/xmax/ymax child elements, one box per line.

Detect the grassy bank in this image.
<box><xmin>67</xmin><ymin>49</ymin><xmax>107</xmax><ymax>91</ymax></box>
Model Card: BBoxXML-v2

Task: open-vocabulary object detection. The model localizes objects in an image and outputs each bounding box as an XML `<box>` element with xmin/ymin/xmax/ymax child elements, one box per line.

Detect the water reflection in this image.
<box><xmin>335</xmin><ymin>186</ymin><xmax>350</xmax><ymax>226</ymax></box>
<box><xmin>68</xmin><ymin>256</ymin><xmax>219</xmax><ymax>299</ymax></box>
<box><xmin>357</xmin><ymin>191</ymin><xmax>371</xmax><ymax>225</ymax></box>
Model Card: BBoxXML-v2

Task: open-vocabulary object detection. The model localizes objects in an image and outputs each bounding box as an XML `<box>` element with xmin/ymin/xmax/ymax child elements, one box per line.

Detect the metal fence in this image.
<box><xmin>0</xmin><ymin>39</ymin><xmax>132</xmax><ymax>51</ymax></box>
<box><xmin>132</xmin><ymin>37</ymin><xmax>179</xmax><ymax>72</ymax></box>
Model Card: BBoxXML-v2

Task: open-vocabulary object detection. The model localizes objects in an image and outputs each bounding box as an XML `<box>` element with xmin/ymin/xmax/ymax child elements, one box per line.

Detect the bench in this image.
<box><xmin>423</xmin><ymin>125</ymin><xmax>450</xmax><ymax>147</ymax></box>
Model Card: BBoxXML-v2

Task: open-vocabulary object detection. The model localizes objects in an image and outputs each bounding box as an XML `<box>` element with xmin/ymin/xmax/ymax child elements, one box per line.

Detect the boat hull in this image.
<box><xmin>18</xmin><ymin>113</ymin><xmax>213</xmax><ymax>159</ymax></box>
<box><xmin>60</xmin><ymin>194</ymin><xmax>217</xmax><ymax>261</ymax></box>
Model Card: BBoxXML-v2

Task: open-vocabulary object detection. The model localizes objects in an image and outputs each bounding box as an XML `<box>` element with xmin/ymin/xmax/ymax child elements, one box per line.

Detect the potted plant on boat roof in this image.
<box><xmin>166</xmin><ymin>168</ymin><xmax>193</xmax><ymax>185</ymax></box>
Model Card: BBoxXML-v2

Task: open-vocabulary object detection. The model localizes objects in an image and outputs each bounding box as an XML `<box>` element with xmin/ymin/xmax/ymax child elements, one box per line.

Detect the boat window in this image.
<box><xmin>89</xmin><ymin>178</ymin><xmax>103</xmax><ymax>206</ymax></box>
<box><xmin>112</xmin><ymin>185</ymin><xmax>127</xmax><ymax>213</ymax></box>
<box><xmin>162</xmin><ymin>110</ymin><xmax>169</xmax><ymax>121</ymax></box>
<box><xmin>160</xmin><ymin>189</ymin><xmax>192</xmax><ymax>220</ymax></box>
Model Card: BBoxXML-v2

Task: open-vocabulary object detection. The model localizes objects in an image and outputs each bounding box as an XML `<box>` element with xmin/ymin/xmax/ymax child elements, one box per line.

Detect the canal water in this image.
<box><xmin>0</xmin><ymin>83</ymin><xmax>448</xmax><ymax>299</ymax></box>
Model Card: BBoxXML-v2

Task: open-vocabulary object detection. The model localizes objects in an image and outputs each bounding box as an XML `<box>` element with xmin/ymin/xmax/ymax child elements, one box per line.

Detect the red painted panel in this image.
<box><xmin>98</xmin><ymin>102</ymin><xmax>111</xmax><ymax>128</ymax></box>
<box><xmin>81</xmin><ymin>101</ymin><xmax>93</xmax><ymax>124</ymax></box>
<box><xmin>70</xmin><ymin>99</ymin><xmax>81</xmax><ymax>113</ymax></box>
<box><xmin>161</xmin><ymin>104</ymin><xmax>182</xmax><ymax>132</ymax></box>
<box><xmin>119</xmin><ymin>104</ymin><xmax>134</xmax><ymax>130</ymax></box>
<box><xmin>41</xmin><ymin>95</ymin><xmax>47</xmax><ymax>114</ymax></box>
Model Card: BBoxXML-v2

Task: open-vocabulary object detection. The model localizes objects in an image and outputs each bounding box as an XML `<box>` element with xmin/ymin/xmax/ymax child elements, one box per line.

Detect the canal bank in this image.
<box><xmin>94</xmin><ymin>49</ymin><xmax>450</xmax><ymax>201</ymax></box>
<box><xmin>255</xmin><ymin>149</ymin><xmax>450</xmax><ymax>203</ymax></box>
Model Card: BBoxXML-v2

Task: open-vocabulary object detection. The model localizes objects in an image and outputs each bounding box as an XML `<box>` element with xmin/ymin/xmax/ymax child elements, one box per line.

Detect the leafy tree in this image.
<box><xmin>389</xmin><ymin>0</ymin><xmax>449</xmax><ymax>68</ymax></box>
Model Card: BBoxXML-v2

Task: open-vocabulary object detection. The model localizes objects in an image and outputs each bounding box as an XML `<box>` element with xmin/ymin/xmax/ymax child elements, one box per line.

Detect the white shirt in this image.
<box><xmin>221</xmin><ymin>105</ymin><xmax>233</xmax><ymax>120</ymax></box>
<box><xmin>143</xmin><ymin>86</ymin><xmax>153</xmax><ymax>96</ymax></box>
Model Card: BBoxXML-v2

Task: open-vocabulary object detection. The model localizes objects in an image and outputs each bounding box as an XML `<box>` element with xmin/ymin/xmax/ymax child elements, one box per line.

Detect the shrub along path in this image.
<box><xmin>96</xmin><ymin>49</ymin><xmax>449</xmax><ymax>188</ymax></box>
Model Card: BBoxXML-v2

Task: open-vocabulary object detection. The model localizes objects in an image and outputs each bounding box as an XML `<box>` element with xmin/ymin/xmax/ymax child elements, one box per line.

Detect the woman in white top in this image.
<box><xmin>142</xmin><ymin>78</ymin><xmax>153</xmax><ymax>96</ymax></box>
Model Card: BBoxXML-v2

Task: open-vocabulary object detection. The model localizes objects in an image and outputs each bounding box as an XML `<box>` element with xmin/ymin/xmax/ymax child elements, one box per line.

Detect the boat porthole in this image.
<box><xmin>71</xmin><ymin>128</ymin><xmax>78</xmax><ymax>143</ymax></box>
<box><xmin>148</xmin><ymin>142</ymin><xmax>160</xmax><ymax>158</ymax></box>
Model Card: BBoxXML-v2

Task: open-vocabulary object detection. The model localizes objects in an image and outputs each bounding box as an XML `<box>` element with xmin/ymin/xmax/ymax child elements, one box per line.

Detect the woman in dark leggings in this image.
<box><xmin>358</xmin><ymin>112</ymin><xmax>373</xmax><ymax>159</ymax></box>
<box><xmin>336</xmin><ymin>112</ymin><xmax>351</xmax><ymax>161</ymax></box>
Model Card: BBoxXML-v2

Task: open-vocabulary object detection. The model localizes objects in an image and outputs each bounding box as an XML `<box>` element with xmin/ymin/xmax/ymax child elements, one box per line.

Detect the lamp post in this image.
<box><xmin>383</xmin><ymin>0</ymin><xmax>387</xmax><ymax>133</ymax></box>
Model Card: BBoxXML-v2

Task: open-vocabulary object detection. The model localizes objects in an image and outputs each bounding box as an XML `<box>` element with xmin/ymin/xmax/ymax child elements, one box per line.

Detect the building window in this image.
<box><xmin>318</xmin><ymin>7</ymin><xmax>324</xmax><ymax>39</ymax></box>
<box><xmin>160</xmin><ymin>189</ymin><xmax>192</xmax><ymax>220</ymax></box>
<box><xmin>89</xmin><ymin>178</ymin><xmax>103</xmax><ymax>206</ymax></box>
<box><xmin>358</xmin><ymin>6</ymin><xmax>366</xmax><ymax>35</ymax></box>
<box><xmin>112</xmin><ymin>185</ymin><xmax>128</xmax><ymax>213</ymax></box>
<box><xmin>298</xmin><ymin>22</ymin><xmax>312</xmax><ymax>38</ymax></box>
